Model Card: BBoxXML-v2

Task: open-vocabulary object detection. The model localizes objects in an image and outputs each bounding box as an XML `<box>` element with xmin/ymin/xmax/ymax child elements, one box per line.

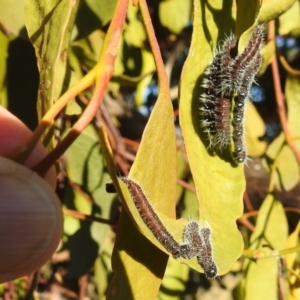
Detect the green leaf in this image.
<box><xmin>63</xmin><ymin>125</ymin><xmax>115</xmax><ymax>278</ymax></box>
<box><xmin>0</xmin><ymin>0</ymin><xmax>27</xmax><ymax>39</ymax></box>
<box><xmin>158</xmin><ymin>258</ymin><xmax>190</xmax><ymax>300</ymax></box>
<box><xmin>245</xmin><ymin>102</ymin><xmax>267</xmax><ymax>157</ymax></box>
<box><xmin>124</xmin><ymin>4</ymin><xmax>147</xmax><ymax>48</ymax></box>
<box><xmin>122</xmin><ymin>4</ymin><xmax>156</xmax><ymax>107</ymax></box>
<box><xmin>286</xmin><ymin>222</ymin><xmax>300</xmax><ymax>300</ymax></box>
<box><xmin>94</xmin><ymin>231</ymin><xmax>114</xmax><ymax>299</ymax></box>
<box><xmin>249</xmin><ymin>197</ymin><xmax>288</xmax><ymax>249</ymax></box>
<box><xmin>178</xmin><ymin>0</ymin><xmax>264</xmax><ymax>276</ymax></box>
<box><xmin>64</xmin><ymin>222</ymin><xmax>99</xmax><ymax>278</ymax></box>
<box><xmin>236</xmin><ymin>0</ymin><xmax>261</xmax><ymax>40</ymax></box>
<box><xmin>278</xmin><ymin>0</ymin><xmax>300</xmax><ymax>36</ymax></box>
<box><xmin>286</xmin><ymin>221</ymin><xmax>300</xmax><ymax>271</ymax></box>
<box><xmin>85</xmin><ymin>0</ymin><xmax>118</xmax><ymax>27</ymax></box>
<box><xmin>159</xmin><ymin>0</ymin><xmax>192</xmax><ymax>35</ymax></box>
<box><xmin>63</xmin><ymin>209</ymin><xmax>80</xmax><ymax>236</ymax></box>
<box><xmin>106</xmin><ymin>71</ymin><xmax>179</xmax><ymax>298</ymax></box>
<box><xmin>65</xmin><ymin>126</ymin><xmax>102</xmax><ymax>188</ymax></box>
<box><xmin>24</xmin><ymin>0</ymin><xmax>80</xmax><ymax>120</ymax></box>
<box><xmin>175</xmin><ymin>152</ymin><xmax>190</xmax><ymax>203</ymax></box>
<box><xmin>265</xmin><ymin>134</ymin><xmax>300</xmax><ymax>190</ymax></box>
<box><xmin>241</xmin><ymin>195</ymin><xmax>288</xmax><ymax>300</ymax></box>
<box><xmin>100</xmin><ymin>33</ymin><xmax>181</xmax><ymax>296</ymax></box>
<box><xmin>181</xmin><ymin>180</ymin><xmax>198</xmax><ymax>221</ymax></box>
<box><xmin>134</xmin><ymin>49</ymin><xmax>155</xmax><ymax>106</ymax></box>
<box><xmin>101</xmin><ymin>9</ymin><xmax>190</xmax><ymax>294</ymax></box>
<box><xmin>75</xmin><ymin>0</ymin><xmax>117</xmax><ymax>40</ymax></box>
<box><xmin>259</xmin><ymin>0</ymin><xmax>297</xmax><ymax>23</ymax></box>
<box><xmin>71</xmin><ymin>40</ymin><xmax>98</xmax><ymax>71</ymax></box>
<box><xmin>259</xmin><ymin>40</ymin><xmax>275</xmax><ymax>76</ymax></box>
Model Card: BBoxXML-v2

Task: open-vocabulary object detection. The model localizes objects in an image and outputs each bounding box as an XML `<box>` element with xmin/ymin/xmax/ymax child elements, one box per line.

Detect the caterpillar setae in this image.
<box><xmin>119</xmin><ymin>177</ymin><xmax>190</xmax><ymax>259</ymax></box>
<box><xmin>118</xmin><ymin>178</ymin><xmax>219</xmax><ymax>278</ymax></box>
<box><xmin>200</xmin><ymin>24</ymin><xmax>264</xmax><ymax>163</ymax></box>
<box><xmin>231</xmin><ymin>25</ymin><xmax>264</xmax><ymax>163</ymax></box>
<box><xmin>200</xmin><ymin>34</ymin><xmax>237</xmax><ymax>150</ymax></box>
<box><xmin>183</xmin><ymin>221</ymin><xmax>218</xmax><ymax>279</ymax></box>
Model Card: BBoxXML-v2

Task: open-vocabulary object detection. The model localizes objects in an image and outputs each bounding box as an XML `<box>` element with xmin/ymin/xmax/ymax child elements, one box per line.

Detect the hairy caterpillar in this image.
<box><xmin>113</xmin><ymin>179</ymin><xmax>219</xmax><ymax>278</ymax></box>
<box><xmin>200</xmin><ymin>25</ymin><xmax>264</xmax><ymax>163</ymax></box>
<box><xmin>230</xmin><ymin>25</ymin><xmax>264</xmax><ymax>92</ymax></box>
<box><xmin>200</xmin><ymin>35</ymin><xmax>237</xmax><ymax>149</ymax></box>
<box><xmin>183</xmin><ymin>221</ymin><xmax>218</xmax><ymax>279</ymax></box>
<box><xmin>231</xmin><ymin>27</ymin><xmax>264</xmax><ymax>163</ymax></box>
<box><xmin>119</xmin><ymin>177</ymin><xmax>190</xmax><ymax>259</ymax></box>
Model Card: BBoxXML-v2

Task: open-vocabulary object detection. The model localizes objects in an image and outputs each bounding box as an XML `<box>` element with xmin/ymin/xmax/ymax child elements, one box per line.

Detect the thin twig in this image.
<box><xmin>278</xmin><ymin>54</ymin><xmax>300</xmax><ymax>76</ymax></box>
<box><xmin>177</xmin><ymin>178</ymin><xmax>196</xmax><ymax>193</ymax></box>
<box><xmin>237</xmin><ymin>217</ymin><xmax>255</xmax><ymax>232</ymax></box>
<box><xmin>269</xmin><ymin>21</ymin><xmax>300</xmax><ymax>166</ymax></box>
<box><xmin>32</xmin><ymin>0</ymin><xmax>129</xmax><ymax>176</ymax></box>
<box><xmin>243</xmin><ymin>191</ymin><xmax>254</xmax><ymax>212</ymax></box>
<box><xmin>24</xmin><ymin>272</ymin><xmax>39</xmax><ymax>300</ymax></box>
<box><xmin>63</xmin><ymin>208</ymin><xmax>117</xmax><ymax>225</ymax></box>
<box><xmin>78</xmin><ymin>275</ymin><xmax>88</xmax><ymax>300</ymax></box>
<box><xmin>139</xmin><ymin>0</ymin><xmax>170</xmax><ymax>92</ymax></box>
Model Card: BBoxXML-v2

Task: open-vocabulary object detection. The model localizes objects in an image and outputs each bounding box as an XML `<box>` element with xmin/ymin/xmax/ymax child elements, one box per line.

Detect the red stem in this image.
<box><xmin>269</xmin><ymin>21</ymin><xmax>300</xmax><ymax>166</ymax></box>
<box><xmin>33</xmin><ymin>0</ymin><xmax>129</xmax><ymax>176</ymax></box>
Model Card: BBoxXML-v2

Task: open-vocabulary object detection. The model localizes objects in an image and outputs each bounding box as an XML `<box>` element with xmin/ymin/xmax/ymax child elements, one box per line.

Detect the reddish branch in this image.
<box><xmin>269</xmin><ymin>21</ymin><xmax>300</xmax><ymax>166</ymax></box>
<box><xmin>33</xmin><ymin>0</ymin><xmax>129</xmax><ymax>176</ymax></box>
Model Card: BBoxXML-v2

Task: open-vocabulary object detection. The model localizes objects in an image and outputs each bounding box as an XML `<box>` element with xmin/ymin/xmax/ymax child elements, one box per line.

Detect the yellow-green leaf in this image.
<box><xmin>249</xmin><ymin>197</ymin><xmax>288</xmax><ymax>249</ymax></box>
<box><xmin>158</xmin><ymin>258</ymin><xmax>190</xmax><ymax>300</ymax></box>
<box><xmin>159</xmin><ymin>0</ymin><xmax>192</xmax><ymax>35</ymax></box>
<box><xmin>134</xmin><ymin>49</ymin><xmax>155</xmax><ymax>106</ymax></box>
<box><xmin>286</xmin><ymin>222</ymin><xmax>300</xmax><ymax>300</ymax></box>
<box><xmin>0</xmin><ymin>0</ymin><xmax>26</xmax><ymax>39</ymax></box>
<box><xmin>266</xmin><ymin>134</ymin><xmax>299</xmax><ymax>190</ymax></box>
<box><xmin>259</xmin><ymin>40</ymin><xmax>275</xmax><ymax>76</ymax></box>
<box><xmin>181</xmin><ymin>180</ymin><xmax>198</xmax><ymax>221</ymax></box>
<box><xmin>259</xmin><ymin>0</ymin><xmax>297</xmax><ymax>23</ymax></box>
<box><xmin>286</xmin><ymin>221</ymin><xmax>300</xmax><ymax>271</ymax></box>
<box><xmin>94</xmin><ymin>230</ymin><xmax>114</xmax><ymax>300</ymax></box>
<box><xmin>278</xmin><ymin>0</ymin><xmax>300</xmax><ymax>36</ymax></box>
<box><xmin>241</xmin><ymin>195</ymin><xmax>288</xmax><ymax>300</ymax></box>
<box><xmin>178</xmin><ymin>0</ymin><xmax>263</xmax><ymax>276</ymax></box>
<box><xmin>63</xmin><ymin>125</ymin><xmax>115</xmax><ymax>277</ymax></box>
<box><xmin>102</xmin><ymin>29</ymin><xmax>181</xmax><ymax>298</ymax></box>
<box><xmin>24</xmin><ymin>0</ymin><xmax>80</xmax><ymax>120</ymax></box>
<box><xmin>245</xmin><ymin>102</ymin><xmax>267</xmax><ymax>157</ymax></box>
<box><xmin>124</xmin><ymin>4</ymin><xmax>147</xmax><ymax>48</ymax></box>
<box><xmin>85</xmin><ymin>0</ymin><xmax>118</xmax><ymax>27</ymax></box>
<box><xmin>108</xmin><ymin>85</ymin><xmax>178</xmax><ymax>298</ymax></box>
